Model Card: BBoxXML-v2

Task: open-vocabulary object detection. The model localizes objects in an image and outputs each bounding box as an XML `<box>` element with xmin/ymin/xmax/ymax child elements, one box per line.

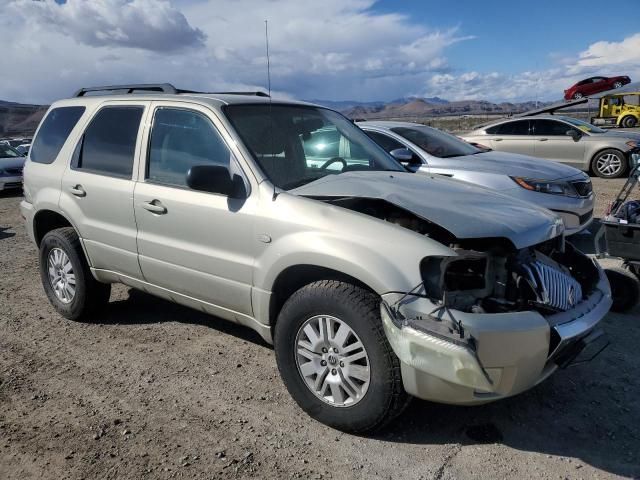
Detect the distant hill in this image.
<box><xmin>338</xmin><ymin>98</ymin><xmax>552</xmax><ymax>120</ymax></box>
<box><xmin>0</xmin><ymin>100</ymin><xmax>48</xmax><ymax>139</ymax></box>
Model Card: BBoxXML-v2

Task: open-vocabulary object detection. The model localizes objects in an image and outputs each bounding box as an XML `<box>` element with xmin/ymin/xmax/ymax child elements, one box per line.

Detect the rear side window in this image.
<box><xmin>76</xmin><ymin>106</ymin><xmax>144</xmax><ymax>178</ymax></box>
<box><xmin>30</xmin><ymin>106</ymin><xmax>85</xmax><ymax>164</ymax></box>
<box><xmin>147</xmin><ymin>108</ymin><xmax>231</xmax><ymax>187</ymax></box>
<box><xmin>488</xmin><ymin>120</ymin><xmax>530</xmax><ymax>135</ymax></box>
<box><xmin>365</xmin><ymin>131</ymin><xmax>405</xmax><ymax>153</ymax></box>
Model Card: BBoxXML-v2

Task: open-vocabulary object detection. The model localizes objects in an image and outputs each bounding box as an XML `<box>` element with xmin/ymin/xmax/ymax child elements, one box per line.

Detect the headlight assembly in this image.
<box><xmin>511</xmin><ymin>177</ymin><xmax>577</xmax><ymax>197</ymax></box>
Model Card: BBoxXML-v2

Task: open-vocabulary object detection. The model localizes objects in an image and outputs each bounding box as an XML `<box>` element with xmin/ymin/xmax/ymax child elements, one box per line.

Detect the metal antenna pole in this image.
<box><xmin>265</xmin><ymin>20</ymin><xmax>271</xmax><ymax>97</ymax></box>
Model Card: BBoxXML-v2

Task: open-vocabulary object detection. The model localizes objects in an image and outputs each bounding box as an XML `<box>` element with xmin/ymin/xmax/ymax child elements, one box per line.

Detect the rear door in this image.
<box><xmin>530</xmin><ymin>119</ymin><xmax>585</xmax><ymax>169</ymax></box>
<box><xmin>486</xmin><ymin>119</ymin><xmax>534</xmax><ymax>156</ymax></box>
<box><xmin>133</xmin><ymin>102</ymin><xmax>258</xmax><ymax>316</ymax></box>
<box><xmin>59</xmin><ymin>101</ymin><xmax>147</xmax><ymax>279</ymax></box>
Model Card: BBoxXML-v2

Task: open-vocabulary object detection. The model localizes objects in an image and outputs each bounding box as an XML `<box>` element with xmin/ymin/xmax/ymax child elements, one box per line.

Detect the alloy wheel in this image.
<box><xmin>47</xmin><ymin>247</ymin><xmax>76</xmax><ymax>304</ymax></box>
<box><xmin>295</xmin><ymin>315</ymin><xmax>371</xmax><ymax>407</ymax></box>
<box><xmin>595</xmin><ymin>152</ymin><xmax>623</xmax><ymax>177</ymax></box>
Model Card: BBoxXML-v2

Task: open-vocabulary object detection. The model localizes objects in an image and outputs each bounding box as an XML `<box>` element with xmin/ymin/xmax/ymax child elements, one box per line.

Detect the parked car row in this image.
<box><xmin>0</xmin><ymin>143</ymin><xmax>26</xmax><ymax>191</ymax></box>
<box><xmin>21</xmin><ymin>84</ymin><xmax>612</xmax><ymax>433</ymax></box>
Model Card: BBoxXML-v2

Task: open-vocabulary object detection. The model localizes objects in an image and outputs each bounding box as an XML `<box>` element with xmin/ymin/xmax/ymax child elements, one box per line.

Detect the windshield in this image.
<box><xmin>390</xmin><ymin>125</ymin><xmax>481</xmax><ymax>158</ymax></box>
<box><xmin>224</xmin><ymin>104</ymin><xmax>403</xmax><ymax>190</ymax></box>
<box><xmin>0</xmin><ymin>144</ymin><xmax>21</xmax><ymax>158</ymax></box>
<box><xmin>559</xmin><ymin>116</ymin><xmax>606</xmax><ymax>134</ymax></box>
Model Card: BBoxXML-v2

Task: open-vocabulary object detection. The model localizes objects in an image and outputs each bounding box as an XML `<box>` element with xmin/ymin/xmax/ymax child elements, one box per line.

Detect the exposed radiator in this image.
<box><xmin>522</xmin><ymin>260</ymin><xmax>583</xmax><ymax>311</ymax></box>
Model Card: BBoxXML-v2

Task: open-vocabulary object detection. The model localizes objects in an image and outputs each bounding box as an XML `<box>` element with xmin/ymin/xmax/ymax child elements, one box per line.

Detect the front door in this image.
<box><xmin>530</xmin><ymin>119</ymin><xmax>585</xmax><ymax>169</ymax></box>
<box><xmin>134</xmin><ymin>103</ymin><xmax>258</xmax><ymax>316</ymax></box>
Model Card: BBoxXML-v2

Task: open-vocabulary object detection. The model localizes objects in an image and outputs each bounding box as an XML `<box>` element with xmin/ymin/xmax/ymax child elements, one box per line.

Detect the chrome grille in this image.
<box><xmin>522</xmin><ymin>260</ymin><xmax>583</xmax><ymax>311</ymax></box>
<box><xmin>570</xmin><ymin>180</ymin><xmax>592</xmax><ymax>198</ymax></box>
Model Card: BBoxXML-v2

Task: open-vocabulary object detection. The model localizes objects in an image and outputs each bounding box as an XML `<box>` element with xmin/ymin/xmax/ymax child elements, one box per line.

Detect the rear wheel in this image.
<box><xmin>605</xmin><ymin>267</ymin><xmax>639</xmax><ymax>312</ymax></box>
<box><xmin>620</xmin><ymin>116</ymin><xmax>637</xmax><ymax>128</ymax></box>
<box><xmin>39</xmin><ymin>227</ymin><xmax>111</xmax><ymax>320</ymax></box>
<box><xmin>613</xmin><ymin>81</ymin><xmax>623</xmax><ymax>89</ymax></box>
<box><xmin>592</xmin><ymin>149</ymin><xmax>628</xmax><ymax>178</ymax></box>
<box><xmin>274</xmin><ymin>280</ymin><xmax>408</xmax><ymax>432</ymax></box>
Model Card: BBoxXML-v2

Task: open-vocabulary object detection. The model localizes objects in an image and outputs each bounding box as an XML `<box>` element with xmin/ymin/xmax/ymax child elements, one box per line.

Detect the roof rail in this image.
<box><xmin>73</xmin><ymin>83</ymin><xmax>178</xmax><ymax>97</ymax></box>
<box><xmin>73</xmin><ymin>84</ymin><xmax>271</xmax><ymax>98</ymax></box>
<box><xmin>203</xmin><ymin>91</ymin><xmax>270</xmax><ymax>97</ymax></box>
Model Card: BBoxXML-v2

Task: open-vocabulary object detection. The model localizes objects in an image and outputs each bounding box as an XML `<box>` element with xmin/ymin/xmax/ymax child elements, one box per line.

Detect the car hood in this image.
<box><xmin>0</xmin><ymin>156</ymin><xmax>25</xmax><ymax>170</ymax></box>
<box><xmin>291</xmin><ymin>171</ymin><xmax>563</xmax><ymax>249</ymax></box>
<box><xmin>430</xmin><ymin>151</ymin><xmax>584</xmax><ymax>181</ymax></box>
<box><xmin>590</xmin><ymin>130</ymin><xmax>640</xmax><ymax>142</ymax></box>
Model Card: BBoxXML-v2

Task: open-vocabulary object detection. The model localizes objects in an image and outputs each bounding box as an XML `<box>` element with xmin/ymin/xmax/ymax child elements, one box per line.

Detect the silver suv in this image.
<box><xmin>22</xmin><ymin>84</ymin><xmax>612</xmax><ymax>432</ymax></box>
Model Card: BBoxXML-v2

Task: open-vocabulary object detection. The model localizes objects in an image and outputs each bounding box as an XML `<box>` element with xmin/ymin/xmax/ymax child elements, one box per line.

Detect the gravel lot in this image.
<box><xmin>1</xmin><ymin>178</ymin><xmax>639</xmax><ymax>480</ymax></box>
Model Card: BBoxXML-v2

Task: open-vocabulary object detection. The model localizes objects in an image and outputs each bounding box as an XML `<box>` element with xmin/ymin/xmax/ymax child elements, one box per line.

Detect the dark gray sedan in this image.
<box><xmin>0</xmin><ymin>144</ymin><xmax>25</xmax><ymax>191</ymax></box>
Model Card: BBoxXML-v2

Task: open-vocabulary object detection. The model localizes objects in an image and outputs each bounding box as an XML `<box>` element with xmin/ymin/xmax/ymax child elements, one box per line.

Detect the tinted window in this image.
<box><xmin>532</xmin><ymin>120</ymin><xmax>573</xmax><ymax>136</ymax></box>
<box><xmin>365</xmin><ymin>131</ymin><xmax>405</xmax><ymax>152</ymax></box>
<box><xmin>392</xmin><ymin>126</ymin><xmax>480</xmax><ymax>158</ymax></box>
<box><xmin>30</xmin><ymin>106</ymin><xmax>85</xmax><ymax>164</ymax></box>
<box><xmin>147</xmin><ymin>108</ymin><xmax>231</xmax><ymax>187</ymax></box>
<box><xmin>491</xmin><ymin>120</ymin><xmax>530</xmax><ymax>135</ymax></box>
<box><xmin>77</xmin><ymin>106</ymin><xmax>143</xmax><ymax>177</ymax></box>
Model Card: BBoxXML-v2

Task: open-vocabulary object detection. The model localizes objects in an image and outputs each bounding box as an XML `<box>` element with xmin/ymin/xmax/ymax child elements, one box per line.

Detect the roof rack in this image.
<box><xmin>73</xmin><ymin>83</ymin><xmax>270</xmax><ymax>98</ymax></box>
<box><xmin>74</xmin><ymin>83</ymin><xmax>178</xmax><ymax>97</ymax></box>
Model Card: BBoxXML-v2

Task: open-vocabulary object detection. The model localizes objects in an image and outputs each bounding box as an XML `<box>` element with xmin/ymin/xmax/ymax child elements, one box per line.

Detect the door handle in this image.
<box><xmin>538</xmin><ymin>138</ymin><xmax>549</xmax><ymax>142</ymax></box>
<box><xmin>494</xmin><ymin>138</ymin><xmax>503</xmax><ymax>142</ymax></box>
<box><xmin>141</xmin><ymin>200</ymin><xmax>167</xmax><ymax>214</ymax></box>
<box><xmin>69</xmin><ymin>185</ymin><xmax>86</xmax><ymax>197</ymax></box>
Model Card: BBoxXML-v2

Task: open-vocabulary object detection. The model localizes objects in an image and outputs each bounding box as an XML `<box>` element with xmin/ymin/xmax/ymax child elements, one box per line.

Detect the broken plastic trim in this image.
<box><xmin>381</xmin><ymin>300</ymin><xmax>494</xmax><ymax>391</ymax></box>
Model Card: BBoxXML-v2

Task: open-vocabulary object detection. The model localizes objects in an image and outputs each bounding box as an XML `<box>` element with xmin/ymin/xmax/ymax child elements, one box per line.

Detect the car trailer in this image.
<box><xmin>595</xmin><ymin>164</ymin><xmax>640</xmax><ymax>311</ymax></box>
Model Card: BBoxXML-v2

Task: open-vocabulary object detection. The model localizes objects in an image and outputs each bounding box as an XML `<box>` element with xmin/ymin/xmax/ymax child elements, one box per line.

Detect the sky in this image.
<box><xmin>2</xmin><ymin>0</ymin><xmax>640</xmax><ymax>104</ymax></box>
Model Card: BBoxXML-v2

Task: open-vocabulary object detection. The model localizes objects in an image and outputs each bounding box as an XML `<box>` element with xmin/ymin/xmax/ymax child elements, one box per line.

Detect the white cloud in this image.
<box><xmin>422</xmin><ymin>32</ymin><xmax>640</xmax><ymax>102</ymax></box>
<box><xmin>10</xmin><ymin>0</ymin><xmax>205</xmax><ymax>52</ymax></box>
<box><xmin>0</xmin><ymin>0</ymin><xmax>469</xmax><ymax>103</ymax></box>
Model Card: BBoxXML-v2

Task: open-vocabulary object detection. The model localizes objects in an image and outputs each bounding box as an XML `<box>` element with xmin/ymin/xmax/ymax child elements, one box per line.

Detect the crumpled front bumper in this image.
<box><xmin>380</xmin><ymin>259</ymin><xmax>612</xmax><ymax>405</ymax></box>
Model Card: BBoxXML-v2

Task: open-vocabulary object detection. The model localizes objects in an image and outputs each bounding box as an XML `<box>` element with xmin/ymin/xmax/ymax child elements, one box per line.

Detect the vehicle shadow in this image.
<box><xmin>91</xmin><ymin>287</ymin><xmax>271</xmax><ymax>349</ymax></box>
<box><xmin>0</xmin><ymin>226</ymin><xmax>16</xmax><ymax>240</ymax></box>
<box><xmin>0</xmin><ymin>189</ymin><xmax>23</xmax><ymax>199</ymax></box>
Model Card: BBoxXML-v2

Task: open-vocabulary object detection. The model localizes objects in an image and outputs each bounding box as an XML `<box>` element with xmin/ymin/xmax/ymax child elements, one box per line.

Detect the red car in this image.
<box><xmin>564</xmin><ymin>75</ymin><xmax>631</xmax><ymax>100</ymax></box>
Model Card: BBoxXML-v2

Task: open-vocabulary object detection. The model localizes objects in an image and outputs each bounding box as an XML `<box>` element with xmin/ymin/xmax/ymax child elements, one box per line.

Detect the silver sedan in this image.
<box><xmin>462</xmin><ymin>115</ymin><xmax>640</xmax><ymax>178</ymax></box>
<box><xmin>359</xmin><ymin>121</ymin><xmax>595</xmax><ymax>235</ymax></box>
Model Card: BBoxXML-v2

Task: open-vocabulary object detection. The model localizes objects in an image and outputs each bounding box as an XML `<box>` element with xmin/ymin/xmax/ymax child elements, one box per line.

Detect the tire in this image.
<box><xmin>591</xmin><ymin>149</ymin><xmax>628</xmax><ymax>178</ymax></box>
<box><xmin>274</xmin><ymin>280</ymin><xmax>408</xmax><ymax>433</ymax></box>
<box><xmin>620</xmin><ymin>116</ymin><xmax>637</xmax><ymax>128</ymax></box>
<box><xmin>573</xmin><ymin>92</ymin><xmax>584</xmax><ymax>100</ymax></box>
<box><xmin>39</xmin><ymin>227</ymin><xmax>111</xmax><ymax>321</ymax></box>
<box><xmin>613</xmin><ymin>81</ymin><xmax>623</xmax><ymax>89</ymax></box>
<box><xmin>605</xmin><ymin>267</ymin><xmax>640</xmax><ymax>312</ymax></box>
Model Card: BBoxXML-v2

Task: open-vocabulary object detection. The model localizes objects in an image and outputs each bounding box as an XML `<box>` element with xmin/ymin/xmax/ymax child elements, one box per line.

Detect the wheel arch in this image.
<box><xmin>268</xmin><ymin>264</ymin><xmax>377</xmax><ymax>329</ymax></box>
<box><xmin>33</xmin><ymin>209</ymin><xmax>74</xmax><ymax>246</ymax></box>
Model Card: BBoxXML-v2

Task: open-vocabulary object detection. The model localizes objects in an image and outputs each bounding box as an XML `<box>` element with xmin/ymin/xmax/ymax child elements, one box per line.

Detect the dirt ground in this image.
<box><xmin>1</xmin><ymin>178</ymin><xmax>639</xmax><ymax>480</ymax></box>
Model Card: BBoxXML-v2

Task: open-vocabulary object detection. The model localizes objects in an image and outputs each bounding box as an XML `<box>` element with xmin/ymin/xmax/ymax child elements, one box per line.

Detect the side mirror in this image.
<box><xmin>186</xmin><ymin>165</ymin><xmax>247</xmax><ymax>198</ymax></box>
<box><xmin>390</xmin><ymin>148</ymin><xmax>418</xmax><ymax>163</ymax></box>
<box><xmin>566</xmin><ymin>129</ymin><xmax>581</xmax><ymax>142</ymax></box>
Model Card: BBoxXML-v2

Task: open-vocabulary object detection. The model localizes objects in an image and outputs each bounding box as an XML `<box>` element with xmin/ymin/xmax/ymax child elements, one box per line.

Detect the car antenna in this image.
<box><xmin>265</xmin><ymin>19</ymin><xmax>278</xmax><ymax>201</ymax></box>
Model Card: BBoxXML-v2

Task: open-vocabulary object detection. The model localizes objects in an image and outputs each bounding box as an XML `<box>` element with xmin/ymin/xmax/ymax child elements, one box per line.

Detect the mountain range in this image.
<box><xmin>1</xmin><ymin>96</ymin><xmax>552</xmax><ymax>138</ymax></box>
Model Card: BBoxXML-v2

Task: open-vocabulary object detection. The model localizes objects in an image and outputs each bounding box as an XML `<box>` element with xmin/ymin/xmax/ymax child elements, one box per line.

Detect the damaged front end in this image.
<box><xmin>380</xmin><ymin>236</ymin><xmax>611</xmax><ymax>404</ymax></box>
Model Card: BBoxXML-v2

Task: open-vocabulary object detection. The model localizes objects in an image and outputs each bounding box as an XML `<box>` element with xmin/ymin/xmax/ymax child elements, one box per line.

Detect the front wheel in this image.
<box><xmin>274</xmin><ymin>280</ymin><xmax>408</xmax><ymax>432</ymax></box>
<box><xmin>573</xmin><ymin>92</ymin><xmax>584</xmax><ymax>100</ymax></box>
<box><xmin>39</xmin><ymin>227</ymin><xmax>111</xmax><ymax>320</ymax></box>
<box><xmin>592</xmin><ymin>149</ymin><xmax>628</xmax><ymax>178</ymax></box>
